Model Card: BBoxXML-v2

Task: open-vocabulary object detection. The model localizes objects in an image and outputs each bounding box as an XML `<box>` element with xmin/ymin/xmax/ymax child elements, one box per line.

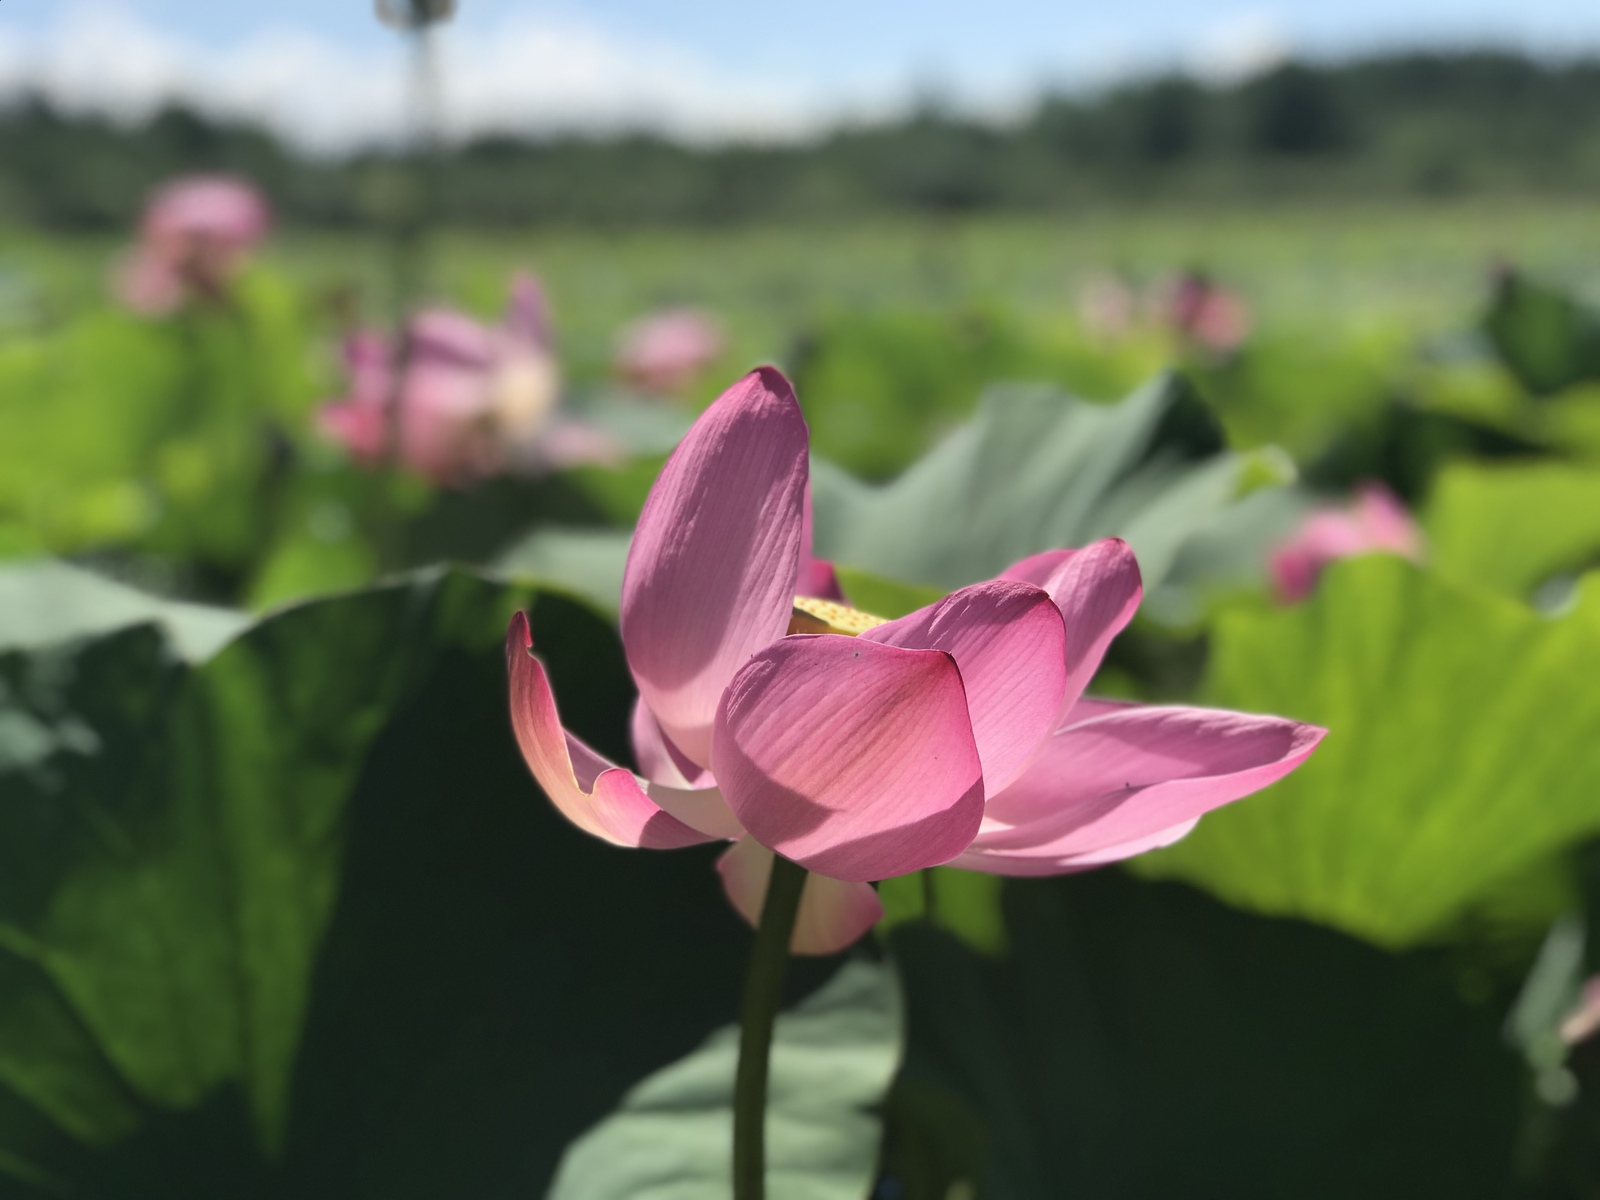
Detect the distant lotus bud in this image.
<box><xmin>114</xmin><ymin>175</ymin><xmax>271</xmax><ymax>315</ymax></box>
<box><xmin>1076</xmin><ymin>272</ymin><xmax>1137</xmax><ymax>341</ymax></box>
<box><xmin>504</xmin><ymin>272</ymin><xmax>553</xmax><ymax>350</ymax></box>
<box><xmin>1269</xmin><ymin>482</ymin><xmax>1423</xmax><ymax>602</ymax></box>
<box><xmin>1157</xmin><ymin>270</ymin><xmax>1252</xmax><ymax>356</ymax></box>
<box><xmin>615</xmin><ymin>308</ymin><xmax>726</xmax><ymax>395</ymax></box>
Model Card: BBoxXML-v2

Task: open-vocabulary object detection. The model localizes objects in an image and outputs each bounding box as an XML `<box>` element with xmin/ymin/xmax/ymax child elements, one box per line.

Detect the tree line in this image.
<box><xmin>5</xmin><ymin>49</ymin><xmax>1600</xmax><ymax>230</ymax></box>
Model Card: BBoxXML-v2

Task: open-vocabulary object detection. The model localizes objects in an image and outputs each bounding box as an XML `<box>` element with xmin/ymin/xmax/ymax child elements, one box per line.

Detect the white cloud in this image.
<box><xmin>1189</xmin><ymin>11</ymin><xmax>1292</xmax><ymax>85</ymax></box>
<box><xmin>0</xmin><ymin>3</ymin><xmax>834</xmax><ymax>151</ymax></box>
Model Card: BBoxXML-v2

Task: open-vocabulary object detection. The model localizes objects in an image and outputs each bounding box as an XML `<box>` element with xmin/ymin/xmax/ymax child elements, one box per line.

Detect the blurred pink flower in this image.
<box><xmin>507</xmin><ymin>367</ymin><xmax>1325</xmax><ymax>955</ymax></box>
<box><xmin>1159</xmin><ymin>271</ymin><xmax>1252</xmax><ymax>356</ymax></box>
<box><xmin>318</xmin><ymin>274</ymin><xmax>620</xmax><ymax>485</ymax></box>
<box><xmin>115</xmin><ymin>176</ymin><xmax>271</xmax><ymax>315</ymax></box>
<box><xmin>615</xmin><ymin>307</ymin><xmax>725</xmax><ymax>393</ymax></box>
<box><xmin>1076</xmin><ymin>272</ymin><xmax>1138</xmax><ymax>341</ymax></box>
<box><xmin>1562</xmin><ymin>977</ymin><xmax>1600</xmax><ymax>1046</ymax></box>
<box><xmin>1270</xmin><ymin>483</ymin><xmax>1424</xmax><ymax>602</ymax></box>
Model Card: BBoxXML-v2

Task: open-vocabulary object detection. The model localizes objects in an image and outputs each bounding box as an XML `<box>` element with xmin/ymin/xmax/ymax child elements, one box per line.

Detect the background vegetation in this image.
<box><xmin>8</xmin><ymin>50</ymin><xmax>1600</xmax><ymax>230</ymax></box>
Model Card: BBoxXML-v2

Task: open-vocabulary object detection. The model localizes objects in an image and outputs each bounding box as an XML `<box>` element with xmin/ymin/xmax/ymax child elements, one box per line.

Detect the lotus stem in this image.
<box><xmin>733</xmin><ymin>853</ymin><xmax>807</xmax><ymax>1200</ymax></box>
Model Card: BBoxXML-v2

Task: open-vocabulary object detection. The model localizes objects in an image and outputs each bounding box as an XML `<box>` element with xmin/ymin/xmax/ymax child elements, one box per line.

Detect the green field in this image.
<box><xmin>11</xmin><ymin>198</ymin><xmax>1600</xmax><ymax>358</ymax></box>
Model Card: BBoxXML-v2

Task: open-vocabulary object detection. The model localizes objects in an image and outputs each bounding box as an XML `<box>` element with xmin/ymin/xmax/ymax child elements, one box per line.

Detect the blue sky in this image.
<box><xmin>2</xmin><ymin>1</ymin><xmax>1599</xmax><ymax>147</ymax></box>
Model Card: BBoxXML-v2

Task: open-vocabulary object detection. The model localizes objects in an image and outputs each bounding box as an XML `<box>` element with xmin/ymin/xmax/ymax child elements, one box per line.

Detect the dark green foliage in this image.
<box><xmin>883</xmin><ymin>871</ymin><xmax>1523</xmax><ymax>1200</ymax></box>
<box><xmin>549</xmin><ymin>959</ymin><xmax>899</xmax><ymax>1199</ymax></box>
<box><xmin>1484</xmin><ymin>270</ymin><xmax>1600</xmax><ymax>396</ymax></box>
<box><xmin>0</xmin><ymin>569</ymin><xmax>839</xmax><ymax>1196</ymax></box>
<box><xmin>1244</xmin><ymin>64</ymin><xmax>1351</xmax><ymax>156</ymax></box>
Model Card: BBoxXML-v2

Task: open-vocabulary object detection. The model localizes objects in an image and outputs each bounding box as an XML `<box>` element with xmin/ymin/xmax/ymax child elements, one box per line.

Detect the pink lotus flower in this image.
<box><xmin>115</xmin><ymin>176</ymin><xmax>271</xmax><ymax>315</ymax></box>
<box><xmin>1270</xmin><ymin>483</ymin><xmax>1424</xmax><ymax>602</ymax></box>
<box><xmin>318</xmin><ymin>274</ymin><xmax>619</xmax><ymax>486</ymax></box>
<box><xmin>1562</xmin><ymin>977</ymin><xmax>1600</xmax><ymax>1046</ymax></box>
<box><xmin>615</xmin><ymin>307</ymin><xmax>726</xmax><ymax>394</ymax></box>
<box><xmin>1076</xmin><ymin>272</ymin><xmax>1138</xmax><ymax>342</ymax></box>
<box><xmin>1159</xmin><ymin>271</ymin><xmax>1251</xmax><ymax>356</ymax></box>
<box><xmin>506</xmin><ymin>368</ymin><xmax>1325</xmax><ymax>954</ymax></box>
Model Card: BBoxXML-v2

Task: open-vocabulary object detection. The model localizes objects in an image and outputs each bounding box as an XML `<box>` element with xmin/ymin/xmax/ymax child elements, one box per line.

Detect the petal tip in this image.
<box><xmin>505</xmin><ymin>609</ymin><xmax>533</xmax><ymax>662</ymax></box>
<box><xmin>746</xmin><ymin>364</ymin><xmax>798</xmax><ymax>405</ymax></box>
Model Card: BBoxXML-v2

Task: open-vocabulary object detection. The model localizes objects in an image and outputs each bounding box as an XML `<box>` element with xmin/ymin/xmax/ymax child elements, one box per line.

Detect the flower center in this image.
<box><xmin>787</xmin><ymin>596</ymin><xmax>888</xmax><ymax>637</ymax></box>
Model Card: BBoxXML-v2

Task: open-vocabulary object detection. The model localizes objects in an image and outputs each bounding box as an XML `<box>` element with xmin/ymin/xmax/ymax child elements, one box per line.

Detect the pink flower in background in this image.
<box><xmin>1561</xmin><ymin>977</ymin><xmax>1600</xmax><ymax>1046</ymax></box>
<box><xmin>1076</xmin><ymin>272</ymin><xmax>1138</xmax><ymax>342</ymax></box>
<box><xmin>1159</xmin><ymin>270</ymin><xmax>1252</xmax><ymax>356</ymax></box>
<box><xmin>507</xmin><ymin>367</ymin><xmax>1325</xmax><ymax>955</ymax></box>
<box><xmin>319</xmin><ymin>274</ymin><xmax>620</xmax><ymax>486</ymax></box>
<box><xmin>1270</xmin><ymin>483</ymin><xmax>1424</xmax><ymax>602</ymax></box>
<box><xmin>115</xmin><ymin>176</ymin><xmax>271</xmax><ymax>315</ymax></box>
<box><xmin>615</xmin><ymin>307</ymin><xmax>726</xmax><ymax>393</ymax></box>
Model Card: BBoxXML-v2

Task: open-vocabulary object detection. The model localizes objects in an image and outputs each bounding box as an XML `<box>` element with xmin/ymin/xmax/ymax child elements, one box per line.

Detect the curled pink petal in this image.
<box><xmin>717</xmin><ymin>838</ymin><xmax>884</xmax><ymax>956</ymax></box>
<box><xmin>627</xmin><ymin>698</ymin><xmax>744</xmax><ymax>838</ymax></box>
<box><xmin>1037</xmin><ymin>540</ymin><xmax>1144</xmax><ymax>715</ymax></box>
<box><xmin>954</xmin><ymin>818</ymin><xmax>1199</xmax><ymax>876</ymax></box>
<box><xmin>862</xmin><ymin>580</ymin><xmax>1067</xmax><ymax>791</ymax></box>
<box><xmin>713</xmin><ymin>635</ymin><xmax>985</xmax><ymax>882</ymax></box>
<box><xmin>1058</xmin><ymin>695</ymin><xmax>1138</xmax><ymax>725</ymax></box>
<box><xmin>620</xmin><ymin>368</ymin><xmax>809</xmax><ymax>768</ymax></box>
<box><xmin>646</xmin><ymin>785</ymin><xmax>745</xmax><ymax>841</ymax></box>
<box><xmin>506</xmin><ymin>613</ymin><xmax>716</xmax><ymax>850</ymax></box>
<box><xmin>972</xmin><ymin>703</ymin><xmax>1326</xmax><ymax>865</ymax></box>
<box><xmin>998</xmin><ymin>548</ymin><xmax>1075</xmax><ymax>590</ymax></box>
<box><xmin>630</xmin><ymin>699</ymin><xmax>707</xmax><ymax>788</ymax></box>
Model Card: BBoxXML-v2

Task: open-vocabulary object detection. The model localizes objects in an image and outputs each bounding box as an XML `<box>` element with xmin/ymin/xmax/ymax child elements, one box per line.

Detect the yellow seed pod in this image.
<box><xmin>787</xmin><ymin>596</ymin><xmax>889</xmax><ymax>637</ymax></box>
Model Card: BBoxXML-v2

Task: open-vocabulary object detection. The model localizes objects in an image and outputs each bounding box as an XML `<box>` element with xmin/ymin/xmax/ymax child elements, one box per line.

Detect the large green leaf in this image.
<box><xmin>0</xmin><ymin>566</ymin><xmax>837</xmax><ymax>1196</ymax></box>
<box><xmin>882</xmin><ymin>871</ymin><xmax>1523</xmax><ymax>1200</ymax></box>
<box><xmin>493</xmin><ymin>527</ymin><xmax>634</xmax><ymax>615</ymax></box>
<box><xmin>0</xmin><ymin>559</ymin><xmax>247</xmax><ymax>660</ymax></box>
<box><xmin>790</xmin><ymin>308</ymin><xmax>1160</xmax><ymax>480</ymax></box>
<box><xmin>808</xmin><ymin>374</ymin><xmax>1292</xmax><ymax>604</ymax></box>
<box><xmin>1483</xmin><ymin>270</ymin><xmax>1600</xmax><ymax>397</ymax></box>
<box><xmin>549</xmin><ymin>958</ymin><xmax>900</xmax><ymax>1200</ymax></box>
<box><xmin>1138</xmin><ymin>556</ymin><xmax>1600</xmax><ymax>946</ymax></box>
<box><xmin>1426</xmin><ymin>461</ymin><xmax>1600</xmax><ymax>599</ymax></box>
<box><xmin>0</xmin><ymin>290</ymin><xmax>319</xmax><ymax>576</ymax></box>
<box><xmin>1191</xmin><ymin>323</ymin><xmax>1405</xmax><ymax>462</ymax></box>
<box><xmin>0</xmin><ymin>569</ymin><xmax>518</xmax><ymax>1169</ymax></box>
